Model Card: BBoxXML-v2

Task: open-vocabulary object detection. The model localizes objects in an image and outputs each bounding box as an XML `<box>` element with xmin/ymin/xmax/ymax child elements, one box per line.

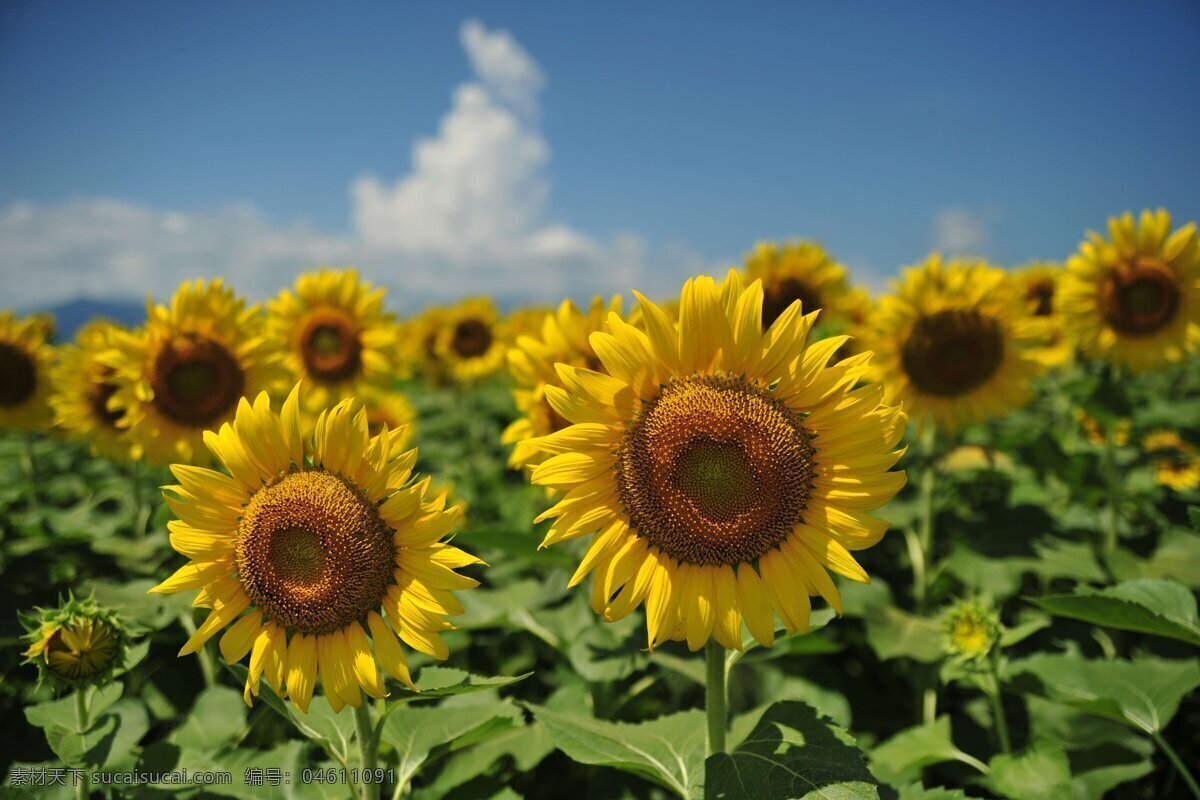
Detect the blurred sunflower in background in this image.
<box><xmin>523</xmin><ymin>272</ymin><xmax>906</xmax><ymax>651</ymax></box>
<box><xmin>1073</xmin><ymin>408</ymin><xmax>1130</xmax><ymax>447</ymax></box>
<box><xmin>1013</xmin><ymin>262</ymin><xmax>1074</xmax><ymax>366</ymax></box>
<box><xmin>1143</xmin><ymin>430</ymin><xmax>1200</xmax><ymax>491</ymax></box>
<box><xmin>742</xmin><ymin>240</ymin><xmax>850</xmax><ymax>328</ymax></box>
<box><xmin>0</xmin><ymin>311</ymin><xmax>55</xmax><ymax>431</ymax></box>
<box><xmin>50</xmin><ymin>320</ymin><xmax>140</xmax><ymax>461</ymax></box>
<box><xmin>102</xmin><ymin>280</ymin><xmax>278</xmax><ymax>465</ymax></box>
<box><xmin>1059</xmin><ymin>209</ymin><xmax>1199</xmax><ymax>373</ymax></box>
<box><xmin>502</xmin><ymin>296</ymin><xmax>621</xmax><ymax>470</ymax></box>
<box><xmin>434</xmin><ymin>297</ymin><xmax>508</xmax><ymax>384</ymax></box>
<box><xmin>362</xmin><ymin>387</ymin><xmax>417</xmax><ymax>448</ymax></box>
<box><xmin>152</xmin><ymin>385</ymin><xmax>480</xmax><ymax>712</ymax></box>
<box><xmin>866</xmin><ymin>255</ymin><xmax>1044</xmax><ymax>431</ymax></box>
<box><xmin>267</xmin><ymin>269</ymin><xmax>397</xmax><ymax>413</ymax></box>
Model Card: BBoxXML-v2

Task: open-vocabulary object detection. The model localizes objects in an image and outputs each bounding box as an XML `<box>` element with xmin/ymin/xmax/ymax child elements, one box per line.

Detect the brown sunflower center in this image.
<box><xmin>762</xmin><ymin>277</ymin><xmax>821</xmax><ymax>328</ymax></box>
<box><xmin>236</xmin><ymin>469</ymin><xmax>395</xmax><ymax>636</ymax></box>
<box><xmin>1100</xmin><ymin>259</ymin><xmax>1180</xmax><ymax>336</ymax></box>
<box><xmin>89</xmin><ymin>368</ymin><xmax>124</xmax><ymax>429</ymax></box>
<box><xmin>0</xmin><ymin>341</ymin><xmax>38</xmax><ymax>408</ymax></box>
<box><xmin>901</xmin><ymin>309</ymin><xmax>1004</xmax><ymax>397</ymax></box>
<box><xmin>150</xmin><ymin>334</ymin><xmax>245</xmax><ymax>427</ymax></box>
<box><xmin>616</xmin><ymin>374</ymin><xmax>816</xmax><ymax>566</ymax></box>
<box><xmin>452</xmin><ymin>318</ymin><xmax>493</xmax><ymax>358</ymax></box>
<box><xmin>300</xmin><ymin>309</ymin><xmax>363</xmax><ymax>383</ymax></box>
<box><xmin>1026</xmin><ymin>281</ymin><xmax>1054</xmax><ymax>316</ymax></box>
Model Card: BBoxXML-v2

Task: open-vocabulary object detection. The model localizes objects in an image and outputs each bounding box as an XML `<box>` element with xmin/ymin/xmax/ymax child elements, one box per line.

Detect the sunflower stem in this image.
<box><xmin>1101</xmin><ymin>433</ymin><xmax>1120</xmax><ymax>561</ymax></box>
<box><xmin>986</xmin><ymin>649</ymin><xmax>1012</xmax><ymax>754</ymax></box>
<box><xmin>178</xmin><ymin>612</ymin><xmax>216</xmax><ymax>688</ymax></box>
<box><xmin>354</xmin><ymin>700</ymin><xmax>379</xmax><ymax>800</ymax></box>
<box><xmin>705</xmin><ymin>640</ymin><xmax>727</xmax><ymax>756</ymax></box>
<box><xmin>74</xmin><ymin>689</ymin><xmax>91</xmax><ymax>800</ymax></box>
<box><xmin>1152</xmin><ymin>731</ymin><xmax>1200</xmax><ymax>800</ymax></box>
<box><xmin>131</xmin><ymin>459</ymin><xmax>147</xmax><ymax>538</ymax></box>
<box><xmin>913</xmin><ymin>425</ymin><xmax>938</xmax><ymax>726</ymax></box>
<box><xmin>21</xmin><ymin>432</ymin><xmax>40</xmax><ymax>518</ymax></box>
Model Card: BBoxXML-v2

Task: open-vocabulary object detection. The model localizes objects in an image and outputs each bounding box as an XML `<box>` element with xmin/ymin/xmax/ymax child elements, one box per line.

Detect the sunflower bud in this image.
<box><xmin>942</xmin><ymin>599</ymin><xmax>1000</xmax><ymax>663</ymax></box>
<box><xmin>22</xmin><ymin>596</ymin><xmax>129</xmax><ymax>688</ymax></box>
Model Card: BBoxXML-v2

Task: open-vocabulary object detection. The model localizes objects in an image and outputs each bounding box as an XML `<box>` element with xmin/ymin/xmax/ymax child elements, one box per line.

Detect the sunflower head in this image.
<box><xmin>50</xmin><ymin>319</ymin><xmax>141</xmax><ymax>461</ymax></box>
<box><xmin>1059</xmin><ymin>209</ymin><xmax>1199</xmax><ymax>373</ymax></box>
<box><xmin>503</xmin><ymin>296</ymin><xmax>621</xmax><ymax>469</ymax></box>
<box><xmin>101</xmin><ymin>279</ymin><xmax>278</xmax><ymax>465</ymax></box>
<box><xmin>22</xmin><ymin>596</ymin><xmax>130</xmax><ymax>688</ymax></box>
<box><xmin>942</xmin><ymin>599</ymin><xmax>999</xmax><ymax>662</ymax></box>
<box><xmin>268</xmin><ymin>269</ymin><xmax>397</xmax><ymax>411</ymax></box>
<box><xmin>742</xmin><ymin>240</ymin><xmax>849</xmax><ymax>327</ymax></box>
<box><xmin>1143</xmin><ymin>430</ymin><xmax>1200</xmax><ymax>492</ymax></box>
<box><xmin>151</xmin><ymin>384</ymin><xmax>481</xmax><ymax>714</ymax></box>
<box><xmin>0</xmin><ymin>311</ymin><xmax>56</xmax><ymax>431</ymax></box>
<box><xmin>1074</xmin><ymin>409</ymin><xmax>1130</xmax><ymax>447</ymax></box>
<box><xmin>434</xmin><ymin>298</ymin><xmax>507</xmax><ymax>384</ymax></box>
<box><xmin>362</xmin><ymin>388</ymin><xmax>417</xmax><ymax>448</ymax></box>
<box><xmin>524</xmin><ymin>272</ymin><xmax>906</xmax><ymax>652</ymax></box>
<box><xmin>866</xmin><ymin>255</ymin><xmax>1044</xmax><ymax>431</ymax></box>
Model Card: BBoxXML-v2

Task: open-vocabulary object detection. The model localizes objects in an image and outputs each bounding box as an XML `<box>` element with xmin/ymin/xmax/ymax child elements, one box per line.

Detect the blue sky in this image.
<box><xmin>2</xmin><ymin>1</ymin><xmax>1199</xmax><ymax>310</ymax></box>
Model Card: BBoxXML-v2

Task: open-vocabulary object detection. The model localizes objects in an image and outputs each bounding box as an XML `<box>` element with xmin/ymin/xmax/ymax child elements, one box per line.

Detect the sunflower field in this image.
<box><xmin>2</xmin><ymin>208</ymin><xmax>1199</xmax><ymax>800</ymax></box>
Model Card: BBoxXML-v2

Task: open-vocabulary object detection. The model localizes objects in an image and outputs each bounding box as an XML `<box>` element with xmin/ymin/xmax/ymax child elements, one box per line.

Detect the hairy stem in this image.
<box><xmin>1152</xmin><ymin>731</ymin><xmax>1200</xmax><ymax>800</ymax></box>
<box><xmin>705</xmin><ymin>640</ymin><xmax>728</xmax><ymax>756</ymax></box>
<box><xmin>354</xmin><ymin>700</ymin><xmax>379</xmax><ymax>800</ymax></box>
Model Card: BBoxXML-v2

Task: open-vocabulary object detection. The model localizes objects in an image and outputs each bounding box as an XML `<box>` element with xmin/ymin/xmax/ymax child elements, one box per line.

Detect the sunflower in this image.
<box><xmin>942</xmin><ymin>599</ymin><xmax>999</xmax><ymax>662</ymax></box>
<box><xmin>502</xmin><ymin>296</ymin><xmax>621</xmax><ymax>469</ymax></box>
<box><xmin>267</xmin><ymin>269</ymin><xmax>398</xmax><ymax>411</ymax></box>
<box><xmin>50</xmin><ymin>320</ymin><xmax>140</xmax><ymax>461</ymax></box>
<box><xmin>102</xmin><ymin>280</ymin><xmax>278</xmax><ymax>465</ymax></box>
<box><xmin>151</xmin><ymin>385</ymin><xmax>479</xmax><ymax>712</ymax></box>
<box><xmin>362</xmin><ymin>387</ymin><xmax>417</xmax><ymax>450</ymax></box>
<box><xmin>1073</xmin><ymin>409</ymin><xmax>1130</xmax><ymax>447</ymax></box>
<box><xmin>1059</xmin><ymin>209</ymin><xmax>1199</xmax><ymax>373</ymax></box>
<box><xmin>866</xmin><ymin>255</ymin><xmax>1044</xmax><ymax>431</ymax></box>
<box><xmin>434</xmin><ymin>298</ymin><xmax>508</xmax><ymax>384</ymax></box>
<box><xmin>1013</xmin><ymin>262</ymin><xmax>1073</xmax><ymax>366</ymax></box>
<box><xmin>522</xmin><ymin>272</ymin><xmax>906</xmax><ymax>651</ymax></box>
<box><xmin>22</xmin><ymin>596</ymin><xmax>129</xmax><ymax>687</ymax></box>
<box><xmin>0</xmin><ymin>311</ymin><xmax>55</xmax><ymax>431</ymax></box>
<box><xmin>401</xmin><ymin>306</ymin><xmax>450</xmax><ymax>384</ymax></box>
<box><xmin>742</xmin><ymin>240</ymin><xmax>850</xmax><ymax>328</ymax></box>
<box><xmin>1143</xmin><ymin>430</ymin><xmax>1200</xmax><ymax>492</ymax></box>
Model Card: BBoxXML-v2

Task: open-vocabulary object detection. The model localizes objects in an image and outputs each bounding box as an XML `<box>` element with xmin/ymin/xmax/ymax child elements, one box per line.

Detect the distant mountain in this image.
<box><xmin>30</xmin><ymin>297</ymin><xmax>145</xmax><ymax>342</ymax></box>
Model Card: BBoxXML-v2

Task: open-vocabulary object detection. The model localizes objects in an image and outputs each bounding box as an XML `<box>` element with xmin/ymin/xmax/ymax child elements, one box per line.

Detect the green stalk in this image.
<box><xmin>986</xmin><ymin>649</ymin><xmax>1012</xmax><ymax>754</ymax></box>
<box><xmin>705</xmin><ymin>640</ymin><xmax>727</xmax><ymax>756</ymax></box>
<box><xmin>74</xmin><ymin>690</ymin><xmax>91</xmax><ymax>800</ymax></box>
<box><xmin>1152</xmin><ymin>731</ymin><xmax>1200</xmax><ymax>800</ymax></box>
<box><xmin>913</xmin><ymin>425</ymin><xmax>938</xmax><ymax>726</ymax></box>
<box><xmin>21</xmin><ymin>433</ymin><xmax>40</xmax><ymax>517</ymax></box>
<box><xmin>178</xmin><ymin>612</ymin><xmax>215</xmax><ymax>687</ymax></box>
<box><xmin>132</xmin><ymin>459</ymin><xmax>147</xmax><ymax>538</ymax></box>
<box><xmin>354</xmin><ymin>700</ymin><xmax>380</xmax><ymax>800</ymax></box>
<box><xmin>1102</xmin><ymin>433</ymin><xmax>1119</xmax><ymax>559</ymax></box>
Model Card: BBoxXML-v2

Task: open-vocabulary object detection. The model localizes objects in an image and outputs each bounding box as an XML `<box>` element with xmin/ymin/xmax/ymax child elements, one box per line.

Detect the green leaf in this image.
<box><xmin>706</xmin><ymin>701</ymin><xmax>878</xmax><ymax>800</ymax></box>
<box><xmin>25</xmin><ymin>684</ymin><xmax>122</xmax><ymax>732</ymax></box>
<box><xmin>865</xmin><ymin>606</ymin><xmax>943</xmax><ymax>663</ymax></box>
<box><xmin>380</xmin><ymin>698</ymin><xmax>522</xmax><ymax>790</ymax></box>
<box><xmin>96</xmin><ymin>700</ymin><xmax>150</xmax><ymax>771</ymax></box>
<box><xmin>417</xmin><ymin>721</ymin><xmax>554</xmax><ymax>798</ymax></box>
<box><xmin>1030</xmin><ymin>578</ymin><xmax>1200</xmax><ymax>645</ymax></box>
<box><xmin>1010</xmin><ymin>653</ymin><xmax>1200</xmax><ymax>734</ymax></box>
<box><xmin>870</xmin><ymin>717</ymin><xmax>983</xmax><ymax>787</ymax></box>
<box><xmin>529</xmin><ymin>704</ymin><xmax>706</xmax><ymax>798</ymax></box>
<box><xmin>172</xmin><ymin>685</ymin><xmax>247</xmax><ymax>751</ymax></box>
<box><xmin>399</xmin><ymin>666</ymin><xmax>532</xmax><ymax>699</ymax></box>
<box><xmin>896</xmin><ymin>787</ymin><xmax>971</xmax><ymax>800</ymax></box>
<box><xmin>1072</xmin><ymin>758</ymin><xmax>1154</xmax><ymax>799</ymax></box>
<box><xmin>1108</xmin><ymin>528</ymin><xmax>1200</xmax><ymax>588</ymax></box>
<box><xmin>987</xmin><ymin>742</ymin><xmax>1073</xmax><ymax>800</ymax></box>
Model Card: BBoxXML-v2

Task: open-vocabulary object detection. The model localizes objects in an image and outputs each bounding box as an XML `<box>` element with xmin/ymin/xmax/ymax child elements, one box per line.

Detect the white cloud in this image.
<box><xmin>932</xmin><ymin>208</ymin><xmax>989</xmax><ymax>253</ymax></box>
<box><xmin>0</xmin><ymin>20</ymin><xmax>684</xmax><ymax>312</ymax></box>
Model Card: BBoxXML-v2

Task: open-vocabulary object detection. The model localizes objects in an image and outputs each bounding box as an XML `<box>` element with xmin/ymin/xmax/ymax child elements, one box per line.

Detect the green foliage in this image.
<box><xmin>1030</xmin><ymin>578</ymin><xmax>1200</xmax><ymax>645</ymax></box>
